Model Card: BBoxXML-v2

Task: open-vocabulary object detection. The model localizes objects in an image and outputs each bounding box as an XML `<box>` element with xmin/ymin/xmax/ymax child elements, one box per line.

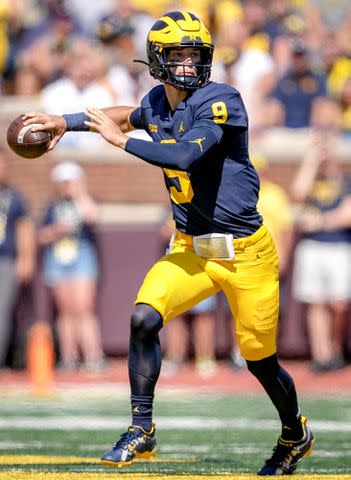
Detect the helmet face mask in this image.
<box><xmin>147</xmin><ymin>11</ymin><xmax>214</xmax><ymax>91</ymax></box>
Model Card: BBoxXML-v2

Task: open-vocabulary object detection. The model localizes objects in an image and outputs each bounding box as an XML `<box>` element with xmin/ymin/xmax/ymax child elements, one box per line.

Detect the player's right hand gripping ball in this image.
<box><xmin>7</xmin><ymin>115</ymin><xmax>51</xmax><ymax>159</ymax></box>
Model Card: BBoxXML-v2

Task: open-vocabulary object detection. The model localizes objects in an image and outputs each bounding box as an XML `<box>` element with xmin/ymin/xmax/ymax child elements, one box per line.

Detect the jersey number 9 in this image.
<box><xmin>212</xmin><ymin>101</ymin><xmax>228</xmax><ymax>124</ymax></box>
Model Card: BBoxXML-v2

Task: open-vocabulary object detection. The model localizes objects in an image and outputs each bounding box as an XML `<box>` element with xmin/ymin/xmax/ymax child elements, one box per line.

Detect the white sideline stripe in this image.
<box><xmin>0</xmin><ymin>441</ymin><xmax>349</xmax><ymax>458</ymax></box>
<box><xmin>0</xmin><ymin>417</ymin><xmax>351</xmax><ymax>432</ymax></box>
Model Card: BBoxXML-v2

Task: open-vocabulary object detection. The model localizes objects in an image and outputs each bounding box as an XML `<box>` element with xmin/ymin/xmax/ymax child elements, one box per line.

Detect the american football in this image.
<box><xmin>7</xmin><ymin>115</ymin><xmax>51</xmax><ymax>159</ymax></box>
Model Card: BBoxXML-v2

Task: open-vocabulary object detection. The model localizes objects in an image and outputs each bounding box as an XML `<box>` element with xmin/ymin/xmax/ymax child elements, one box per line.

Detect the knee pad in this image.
<box><xmin>130</xmin><ymin>303</ymin><xmax>163</xmax><ymax>340</ymax></box>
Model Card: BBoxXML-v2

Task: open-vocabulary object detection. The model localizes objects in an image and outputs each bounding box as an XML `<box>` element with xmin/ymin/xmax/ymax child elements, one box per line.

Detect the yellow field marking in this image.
<box><xmin>0</xmin><ymin>455</ymin><xmax>97</xmax><ymax>464</ymax></box>
<box><xmin>0</xmin><ymin>454</ymin><xmax>197</xmax><ymax>464</ymax></box>
<box><xmin>0</xmin><ymin>473</ymin><xmax>350</xmax><ymax>480</ymax></box>
<box><xmin>0</xmin><ymin>456</ymin><xmax>349</xmax><ymax>479</ymax></box>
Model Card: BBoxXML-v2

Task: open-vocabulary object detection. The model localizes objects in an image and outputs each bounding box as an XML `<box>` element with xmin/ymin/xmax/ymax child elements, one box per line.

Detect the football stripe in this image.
<box><xmin>17</xmin><ymin>124</ymin><xmax>42</xmax><ymax>143</ymax></box>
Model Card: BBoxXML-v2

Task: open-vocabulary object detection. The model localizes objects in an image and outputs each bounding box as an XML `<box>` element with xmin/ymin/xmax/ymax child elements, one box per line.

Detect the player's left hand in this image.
<box><xmin>84</xmin><ymin>107</ymin><xmax>128</xmax><ymax>149</ymax></box>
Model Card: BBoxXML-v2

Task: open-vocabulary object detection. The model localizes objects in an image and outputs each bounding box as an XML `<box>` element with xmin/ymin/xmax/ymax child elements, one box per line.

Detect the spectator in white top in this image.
<box><xmin>41</xmin><ymin>39</ymin><xmax>117</xmax><ymax>150</ymax></box>
<box><xmin>213</xmin><ymin>25</ymin><xmax>276</xmax><ymax>133</ymax></box>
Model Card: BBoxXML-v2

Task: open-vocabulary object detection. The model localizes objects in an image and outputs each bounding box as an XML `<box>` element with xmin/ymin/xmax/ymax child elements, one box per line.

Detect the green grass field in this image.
<box><xmin>0</xmin><ymin>390</ymin><xmax>350</xmax><ymax>479</ymax></box>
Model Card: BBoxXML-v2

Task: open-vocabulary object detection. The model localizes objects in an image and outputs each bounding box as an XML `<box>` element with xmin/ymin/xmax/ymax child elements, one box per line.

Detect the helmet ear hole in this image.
<box><xmin>147</xmin><ymin>44</ymin><xmax>170</xmax><ymax>82</ymax></box>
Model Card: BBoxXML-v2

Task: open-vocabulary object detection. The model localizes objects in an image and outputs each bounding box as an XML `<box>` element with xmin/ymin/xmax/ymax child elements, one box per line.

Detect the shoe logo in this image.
<box><xmin>126</xmin><ymin>435</ymin><xmax>145</xmax><ymax>453</ymax></box>
<box><xmin>133</xmin><ymin>406</ymin><xmax>140</xmax><ymax>413</ymax></box>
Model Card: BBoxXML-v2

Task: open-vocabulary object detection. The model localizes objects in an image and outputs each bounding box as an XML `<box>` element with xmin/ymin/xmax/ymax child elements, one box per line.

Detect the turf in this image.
<box><xmin>0</xmin><ymin>392</ymin><xmax>350</xmax><ymax>477</ymax></box>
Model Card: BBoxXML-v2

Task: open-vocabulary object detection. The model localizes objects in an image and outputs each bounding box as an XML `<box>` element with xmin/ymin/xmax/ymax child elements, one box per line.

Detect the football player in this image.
<box><xmin>22</xmin><ymin>10</ymin><xmax>315</xmax><ymax>476</ymax></box>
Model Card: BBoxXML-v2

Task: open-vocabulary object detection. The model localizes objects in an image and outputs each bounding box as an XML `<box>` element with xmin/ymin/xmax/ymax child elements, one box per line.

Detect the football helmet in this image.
<box><xmin>146</xmin><ymin>11</ymin><xmax>214</xmax><ymax>90</ymax></box>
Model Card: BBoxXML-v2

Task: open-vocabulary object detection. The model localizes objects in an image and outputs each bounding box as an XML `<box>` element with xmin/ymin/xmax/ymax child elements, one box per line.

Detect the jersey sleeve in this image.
<box><xmin>193</xmin><ymin>85</ymin><xmax>248</xmax><ymax>129</ymax></box>
<box><xmin>125</xmin><ymin>125</ymin><xmax>220</xmax><ymax>171</ymax></box>
<box><xmin>130</xmin><ymin>85</ymin><xmax>165</xmax><ymax>131</ymax></box>
<box><xmin>129</xmin><ymin>107</ymin><xmax>144</xmax><ymax>129</ymax></box>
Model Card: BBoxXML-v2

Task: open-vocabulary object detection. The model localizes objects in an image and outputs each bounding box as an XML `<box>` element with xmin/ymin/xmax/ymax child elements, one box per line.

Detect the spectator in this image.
<box><xmin>163</xmin><ymin>296</ymin><xmax>218</xmax><ymax>378</ymax></box>
<box><xmin>38</xmin><ymin>162</ymin><xmax>104</xmax><ymax>372</ymax></box>
<box><xmin>229</xmin><ymin>152</ymin><xmax>294</xmax><ymax>370</ymax></box>
<box><xmin>160</xmin><ymin>210</ymin><xmax>218</xmax><ymax>377</ymax></box>
<box><xmin>13</xmin><ymin>65</ymin><xmax>43</xmax><ymax>96</ymax></box>
<box><xmin>165</xmin><ymin>0</ymin><xmax>243</xmax><ymax>44</ymax></box>
<box><xmin>13</xmin><ymin>39</ymin><xmax>64</xmax><ymax>94</ymax></box>
<box><xmin>41</xmin><ymin>39</ymin><xmax>117</xmax><ymax>150</ymax></box>
<box><xmin>224</xmin><ymin>295</ymin><xmax>247</xmax><ymax>371</ymax></box>
<box><xmin>320</xmin><ymin>28</ymin><xmax>351</xmax><ymax>106</ymax></box>
<box><xmin>161</xmin><ymin>210</ymin><xmax>245</xmax><ymax>375</ymax></box>
<box><xmin>64</xmin><ymin>0</ymin><xmax>115</xmax><ymax>37</ymax></box>
<box><xmin>0</xmin><ymin>0</ymin><xmax>24</xmax><ymax>90</ymax></box>
<box><xmin>96</xmin><ymin>12</ymin><xmax>145</xmax><ymax>105</ymax></box>
<box><xmin>266</xmin><ymin>7</ymin><xmax>307</xmax><ymax>78</ymax></box>
<box><xmin>265</xmin><ymin>0</ymin><xmax>306</xmax><ymax>46</ymax></box>
<box><xmin>0</xmin><ymin>146</ymin><xmax>35</xmax><ymax>368</ymax></box>
<box><xmin>96</xmin><ymin>0</ymin><xmax>159</xmax><ymax>106</ymax></box>
<box><xmin>130</xmin><ymin>0</ymin><xmax>169</xmax><ymax>19</ymax></box>
<box><xmin>19</xmin><ymin>0</ymin><xmax>80</xmax><ymax>52</ymax></box>
<box><xmin>213</xmin><ymin>3</ymin><xmax>276</xmax><ymax>134</ymax></box>
<box><xmin>291</xmin><ymin>129</ymin><xmax>351</xmax><ymax>372</ymax></box>
<box><xmin>101</xmin><ymin>0</ymin><xmax>154</xmax><ymax>60</ymax></box>
<box><xmin>339</xmin><ymin>76</ymin><xmax>351</xmax><ymax>137</ymax></box>
<box><xmin>252</xmin><ymin>152</ymin><xmax>294</xmax><ymax>282</ymax></box>
<box><xmin>303</xmin><ymin>0</ymin><xmax>351</xmax><ymax>32</ymax></box>
<box><xmin>267</xmin><ymin>39</ymin><xmax>327</xmax><ymax>128</ymax></box>
<box><xmin>9</xmin><ymin>0</ymin><xmax>82</xmax><ymax>91</ymax></box>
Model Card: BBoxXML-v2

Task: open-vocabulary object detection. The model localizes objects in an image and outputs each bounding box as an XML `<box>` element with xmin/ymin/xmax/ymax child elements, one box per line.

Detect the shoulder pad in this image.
<box><xmin>191</xmin><ymin>82</ymin><xmax>248</xmax><ymax>128</ymax></box>
<box><xmin>140</xmin><ymin>85</ymin><xmax>165</xmax><ymax>109</ymax></box>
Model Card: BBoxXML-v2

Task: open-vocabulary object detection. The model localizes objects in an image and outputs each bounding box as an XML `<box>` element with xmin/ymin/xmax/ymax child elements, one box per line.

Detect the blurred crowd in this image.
<box><xmin>0</xmin><ymin>0</ymin><xmax>351</xmax><ymax>376</ymax></box>
<box><xmin>0</xmin><ymin>0</ymin><xmax>351</xmax><ymax>139</ymax></box>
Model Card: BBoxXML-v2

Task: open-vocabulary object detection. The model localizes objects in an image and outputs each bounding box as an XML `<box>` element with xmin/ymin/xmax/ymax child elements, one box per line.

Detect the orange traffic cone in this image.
<box><xmin>27</xmin><ymin>321</ymin><xmax>55</xmax><ymax>396</ymax></box>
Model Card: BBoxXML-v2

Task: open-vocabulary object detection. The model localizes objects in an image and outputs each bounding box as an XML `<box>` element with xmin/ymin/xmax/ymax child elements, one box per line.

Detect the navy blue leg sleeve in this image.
<box><xmin>246</xmin><ymin>354</ymin><xmax>300</xmax><ymax>426</ymax></box>
<box><xmin>128</xmin><ymin>303</ymin><xmax>163</xmax><ymax>396</ymax></box>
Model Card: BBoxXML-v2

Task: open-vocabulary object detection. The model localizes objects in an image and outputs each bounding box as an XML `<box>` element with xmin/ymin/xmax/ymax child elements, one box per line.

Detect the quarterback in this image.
<box><xmin>23</xmin><ymin>11</ymin><xmax>315</xmax><ymax>475</ymax></box>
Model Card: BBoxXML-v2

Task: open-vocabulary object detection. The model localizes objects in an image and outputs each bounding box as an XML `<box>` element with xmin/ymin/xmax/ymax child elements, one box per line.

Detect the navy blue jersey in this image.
<box><xmin>130</xmin><ymin>81</ymin><xmax>262</xmax><ymax>237</ymax></box>
<box><xmin>272</xmin><ymin>70</ymin><xmax>327</xmax><ymax>128</ymax></box>
<box><xmin>304</xmin><ymin>176</ymin><xmax>351</xmax><ymax>243</ymax></box>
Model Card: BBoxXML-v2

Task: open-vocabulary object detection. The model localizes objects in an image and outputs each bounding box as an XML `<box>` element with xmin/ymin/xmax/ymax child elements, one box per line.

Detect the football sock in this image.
<box><xmin>246</xmin><ymin>353</ymin><xmax>303</xmax><ymax>440</ymax></box>
<box><xmin>131</xmin><ymin>394</ymin><xmax>154</xmax><ymax>432</ymax></box>
<box><xmin>281</xmin><ymin>417</ymin><xmax>304</xmax><ymax>441</ymax></box>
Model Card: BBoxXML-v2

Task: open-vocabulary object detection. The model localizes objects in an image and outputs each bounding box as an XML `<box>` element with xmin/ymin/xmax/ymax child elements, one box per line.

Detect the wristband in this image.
<box><xmin>62</xmin><ymin>112</ymin><xmax>90</xmax><ymax>131</ymax></box>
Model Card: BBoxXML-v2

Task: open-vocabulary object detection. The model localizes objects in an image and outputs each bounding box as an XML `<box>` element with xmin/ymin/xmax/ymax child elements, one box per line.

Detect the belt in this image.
<box><xmin>174</xmin><ymin>224</ymin><xmax>268</xmax><ymax>251</ymax></box>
